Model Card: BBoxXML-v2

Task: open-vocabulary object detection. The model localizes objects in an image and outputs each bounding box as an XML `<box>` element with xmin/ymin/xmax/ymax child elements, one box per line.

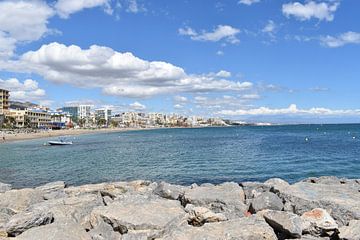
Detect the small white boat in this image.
<box><xmin>48</xmin><ymin>140</ymin><xmax>73</xmax><ymax>146</ymax></box>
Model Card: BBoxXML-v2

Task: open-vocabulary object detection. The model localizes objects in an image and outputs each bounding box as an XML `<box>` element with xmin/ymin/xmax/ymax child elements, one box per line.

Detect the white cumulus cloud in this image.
<box><xmin>129</xmin><ymin>101</ymin><xmax>146</xmax><ymax>110</ymax></box>
<box><xmin>0</xmin><ymin>0</ymin><xmax>54</xmax><ymax>58</ymax></box>
<box><xmin>238</xmin><ymin>0</ymin><xmax>261</xmax><ymax>6</ymax></box>
<box><xmin>5</xmin><ymin>42</ymin><xmax>252</xmax><ymax>98</ymax></box>
<box><xmin>320</xmin><ymin>31</ymin><xmax>360</xmax><ymax>48</ymax></box>
<box><xmin>179</xmin><ymin>25</ymin><xmax>240</xmax><ymax>44</ymax></box>
<box><xmin>0</xmin><ymin>78</ymin><xmax>47</xmax><ymax>103</ymax></box>
<box><xmin>217</xmin><ymin>104</ymin><xmax>360</xmax><ymax>116</ymax></box>
<box><xmin>55</xmin><ymin>0</ymin><xmax>113</xmax><ymax>18</ymax></box>
<box><xmin>282</xmin><ymin>1</ymin><xmax>339</xmax><ymax>22</ymax></box>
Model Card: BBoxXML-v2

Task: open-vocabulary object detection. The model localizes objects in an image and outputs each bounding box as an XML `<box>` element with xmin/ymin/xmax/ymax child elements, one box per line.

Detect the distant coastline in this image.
<box><xmin>0</xmin><ymin>126</ymin><xmax>212</xmax><ymax>143</ymax></box>
<box><xmin>2</xmin><ymin>122</ymin><xmax>360</xmax><ymax>143</ymax></box>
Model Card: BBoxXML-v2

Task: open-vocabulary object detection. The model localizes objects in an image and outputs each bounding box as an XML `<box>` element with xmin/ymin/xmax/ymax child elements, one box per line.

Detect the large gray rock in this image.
<box><xmin>263</xmin><ymin>210</ymin><xmax>302</xmax><ymax>238</ymax></box>
<box><xmin>301</xmin><ymin>208</ymin><xmax>338</xmax><ymax>237</ymax></box>
<box><xmin>185</xmin><ymin>204</ymin><xmax>227</xmax><ymax>226</ymax></box>
<box><xmin>182</xmin><ymin>182</ymin><xmax>247</xmax><ymax>219</ymax></box>
<box><xmin>35</xmin><ymin>181</ymin><xmax>65</xmax><ymax>192</ymax></box>
<box><xmin>28</xmin><ymin>193</ymin><xmax>104</xmax><ymax>230</ymax></box>
<box><xmin>338</xmin><ymin>220</ymin><xmax>360</xmax><ymax>240</ymax></box>
<box><xmin>89</xmin><ymin>218</ymin><xmax>121</xmax><ymax>240</ymax></box>
<box><xmin>250</xmin><ymin>192</ymin><xmax>284</xmax><ymax>213</ymax></box>
<box><xmin>302</xmin><ymin>176</ymin><xmax>359</xmax><ymax>186</ymax></box>
<box><xmin>240</xmin><ymin>181</ymin><xmax>271</xmax><ymax>201</ymax></box>
<box><xmin>65</xmin><ymin>182</ymin><xmax>127</xmax><ymax>198</ymax></box>
<box><xmin>90</xmin><ymin>195</ymin><xmax>185</xmax><ymax>237</ymax></box>
<box><xmin>15</xmin><ymin>220</ymin><xmax>91</xmax><ymax>240</ymax></box>
<box><xmin>0</xmin><ymin>183</ymin><xmax>11</xmax><ymax>193</ymax></box>
<box><xmin>0</xmin><ymin>189</ymin><xmax>43</xmax><ymax>212</ymax></box>
<box><xmin>162</xmin><ymin>215</ymin><xmax>277</xmax><ymax>240</ymax></box>
<box><xmin>278</xmin><ymin>181</ymin><xmax>360</xmax><ymax>226</ymax></box>
<box><xmin>0</xmin><ymin>212</ymin><xmax>10</xmax><ymax>237</ymax></box>
<box><xmin>5</xmin><ymin>210</ymin><xmax>53</xmax><ymax>236</ymax></box>
<box><xmin>264</xmin><ymin>178</ymin><xmax>290</xmax><ymax>193</ymax></box>
<box><xmin>36</xmin><ymin>181</ymin><xmax>66</xmax><ymax>200</ymax></box>
<box><xmin>153</xmin><ymin>182</ymin><xmax>186</xmax><ymax>200</ymax></box>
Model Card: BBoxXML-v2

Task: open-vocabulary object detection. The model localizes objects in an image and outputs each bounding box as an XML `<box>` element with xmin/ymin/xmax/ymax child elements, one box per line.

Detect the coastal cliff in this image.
<box><xmin>0</xmin><ymin>176</ymin><xmax>359</xmax><ymax>240</ymax></box>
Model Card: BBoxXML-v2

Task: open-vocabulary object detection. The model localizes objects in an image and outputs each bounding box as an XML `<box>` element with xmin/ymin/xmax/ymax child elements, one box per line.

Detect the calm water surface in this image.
<box><xmin>0</xmin><ymin>125</ymin><xmax>359</xmax><ymax>188</ymax></box>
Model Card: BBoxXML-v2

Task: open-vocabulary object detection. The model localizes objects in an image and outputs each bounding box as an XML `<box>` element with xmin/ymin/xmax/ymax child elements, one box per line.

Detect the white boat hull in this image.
<box><xmin>48</xmin><ymin>141</ymin><xmax>73</xmax><ymax>146</ymax></box>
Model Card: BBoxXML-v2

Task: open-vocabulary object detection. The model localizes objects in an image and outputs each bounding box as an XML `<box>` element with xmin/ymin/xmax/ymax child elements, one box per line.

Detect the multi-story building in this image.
<box><xmin>58</xmin><ymin>106</ymin><xmax>78</xmax><ymax>120</ymax></box>
<box><xmin>49</xmin><ymin>111</ymin><xmax>72</xmax><ymax>129</ymax></box>
<box><xmin>78</xmin><ymin>105</ymin><xmax>91</xmax><ymax>119</ymax></box>
<box><xmin>0</xmin><ymin>89</ymin><xmax>9</xmax><ymax>115</ymax></box>
<box><xmin>7</xmin><ymin>108</ymin><xmax>51</xmax><ymax>128</ymax></box>
<box><xmin>59</xmin><ymin>105</ymin><xmax>91</xmax><ymax>122</ymax></box>
<box><xmin>95</xmin><ymin>108</ymin><xmax>112</xmax><ymax>125</ymax></box>
<box><xmin>0</xmin><ymin>89</ymin><xmax>9</xmax><ymax>127</ymax></box>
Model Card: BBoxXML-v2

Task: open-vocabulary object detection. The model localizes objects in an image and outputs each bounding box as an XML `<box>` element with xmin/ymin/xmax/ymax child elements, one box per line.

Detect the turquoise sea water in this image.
<box><xmin>0</xmin><ymin>125</ymin><xmax>359</xmax><ymax>188</ymax></box>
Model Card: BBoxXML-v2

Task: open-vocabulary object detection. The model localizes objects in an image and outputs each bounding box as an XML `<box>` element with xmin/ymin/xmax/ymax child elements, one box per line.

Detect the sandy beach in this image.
<box><xmin>0</xmin><ymin>128</ymin><xmax>144</xmax><ymax>143</ymax></box>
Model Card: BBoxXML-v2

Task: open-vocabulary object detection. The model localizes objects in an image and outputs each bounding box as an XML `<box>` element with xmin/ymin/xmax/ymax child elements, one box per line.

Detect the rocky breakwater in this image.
<box><xmin>0</xmin><ymin>176</ymin><xmax>359</xmax><ymax>240</ymax></box>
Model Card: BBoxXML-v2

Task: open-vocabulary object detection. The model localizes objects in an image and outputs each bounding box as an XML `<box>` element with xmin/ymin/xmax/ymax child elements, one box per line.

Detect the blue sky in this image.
<box><xmin>0</xmin><ymin>0</ymin><xmax>359</xmax><ymax>123</ymax></box>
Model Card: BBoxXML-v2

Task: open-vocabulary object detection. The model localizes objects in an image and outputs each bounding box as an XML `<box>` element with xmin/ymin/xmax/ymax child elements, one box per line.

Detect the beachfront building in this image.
<box><xmin>49</xmin><ymin>111</ymin><xmax>73</xmax><ymax>129</ymax></box>
<box><xmin>95</xmin><ymin>108</ymin><xmax>112</xmax><ymax>125</ymax></box>
<box><xmin>7</xmin><ymin>108</ymin><xmax>51</xmax><ymax>128</ymax></box>
<box><xmin>79</xmin><ymin>105</ymin><xmax>91</xmax><ymax>119</ymax></box>
<box><xmin>0</xmin><ymin>89</ymin><xmax>9</xmax><ymax>127</ymax></box>
<box><xmin>59</xmin><ymin>105</ymin><xmax>92</xmax><ymax>125</ymax></box>
<box><xmin>207</xmin><ymin>118</ymin><xmax>227</xmax><ymax>126</ymax></box>
<box><xmin>0</xmin><ymin>89</ymin><xmax>9</xmax><ymax>115</ymax></box>
<box><xmin>59</xmin><ymin>106</ymin><xmax>78</xmax><ymax>120</ymax></box>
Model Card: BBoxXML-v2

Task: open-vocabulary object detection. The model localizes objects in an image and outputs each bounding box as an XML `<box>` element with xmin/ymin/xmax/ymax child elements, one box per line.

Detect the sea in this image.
<box><xmin>0</xmin><ymin>124</ymin><xmax>359</xmax><ymax>188</ymax></box>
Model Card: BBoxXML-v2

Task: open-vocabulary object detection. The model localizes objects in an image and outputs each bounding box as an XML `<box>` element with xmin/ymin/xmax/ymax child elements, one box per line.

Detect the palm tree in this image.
<box><xmin>97</xmin><ymin>118</ymin><xmax>107</xmax><ymax>127</ymax></box>
<box><xmin>4</xmin><ymin>116</ymin><xmax>16</xmax><ymax>129</ymax></box>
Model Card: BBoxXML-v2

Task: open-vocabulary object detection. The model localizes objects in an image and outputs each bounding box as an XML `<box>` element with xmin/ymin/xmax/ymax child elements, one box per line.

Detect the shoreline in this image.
<box><xmin>0</xmin><ymin>126</ymin><xmax>223</xmax><ymax>144</ymax></box>
<box><xmin>0</xmin><ymin>176</ymin><xmax>358</xmax><ymax>239</ymax></box>
<box><xmin>0</xmin><ymin>127</ymin><xmax>171</xmax><ymax>144</ymax></box>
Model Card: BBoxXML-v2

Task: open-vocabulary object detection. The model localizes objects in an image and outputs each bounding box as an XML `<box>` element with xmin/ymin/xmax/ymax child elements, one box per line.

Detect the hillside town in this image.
<box><xmin>0</xmin><ymin>88</ymin><xmax>230</xmax><ymax>130</ymax></box>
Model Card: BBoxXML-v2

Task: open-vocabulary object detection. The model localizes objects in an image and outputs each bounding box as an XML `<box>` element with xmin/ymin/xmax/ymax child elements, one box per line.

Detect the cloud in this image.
<box><xmin>0</xmin><ymin>32</ymin><xmax>16</xmax><ymax>59</ymax></box>
<box><xmin>179</xmin><ymin>25</ymin><xmax>240</xmax><ymax>44</ymax></box>
<box><xmin>282</xmin><ymin>1</ymin><xmax>339</xmax><ymax>22</ymax></box>
<box><xmin>174</xmin><ymin>96</ymin><xmax>188</xmax><ymax>103</ymax></box>
<box><xmin>129</xmin><ymin>101</ymin><xmax>146</xmax><ymax>110</ymax></box>
<box><xmin>194</xmin><ymin>94</ymin><xmax>256</xmax><ymax>111</ymax></box>
<box><xmin>8</xmin><ymin>42</ymin><xmax>252</xmax><ymax>98</ymax></box>
<box><xmin>0</xmin><ymin>78</ymin><xmax>47</xmax><ymax>103</ymax></box>
<box><xmin>174</xmin><ymin>104</ymin><xmax>184</xmax><ymax>109</ymax></box>
<box><xmin>216</xmin><ymin>50</ymin><xmax>224</xmax><ymax>56</ymax></box>
<box><xmin>215</xmin><ymin>70</ymin><xmax>231</xmax><ymax>78</ymax></box>
<box><xmin>262</xmin><ymin>20</ymin><xmax>276</xmax><ymax>34</ymax></box>
<box><xmin>55</xmin><ymin>0</ymin><xmax>112</xmax><ymax>18</ymax></box>
<box><xmin>126</xmin><ymin>0</ymin><xmax>145</xmax><ymax>13</ymax></box>
<box><xmin>0</xmin><ymin>0</ymin><xmax>54</xmax><ymax>58</ymax></box>
<box><xmin>238</xmin><ymin>0</ymin><xmax>261</xmax><ymax>6</ymax></box>
<box><xmin>217</xmin><ymin>104</ymin><xmax>360</xmax><ymax>116</ymax></box>
<box><xmin>310</xmin><ymin>86</ymin><xmax>329</xmax><ymax>92</ymax></box>
<box><xmin>320</xmin><ymin>31</ymin><xmax>360</xmax><ymax>48</ymax></box>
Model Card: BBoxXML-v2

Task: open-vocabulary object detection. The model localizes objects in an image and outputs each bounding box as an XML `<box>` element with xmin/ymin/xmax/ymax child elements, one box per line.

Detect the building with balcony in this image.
<box><xmin>0</xmin><ymin>89</ymin><xmax>9</xmax><ymax>115</ymax></box>
<box><xmin>7</xmin><ymin>108</ymin><xmax>51</xmax><ymax>128</ymax></box>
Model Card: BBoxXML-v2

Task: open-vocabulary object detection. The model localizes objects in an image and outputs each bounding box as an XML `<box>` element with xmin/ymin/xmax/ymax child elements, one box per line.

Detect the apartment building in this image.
<box><xmin>7</xmin><ymin>109</ymin><xmax>51</xmax><ymax>128</ymax></box>
<box><xmin>0</xmin><ymin>89</ymin><xmax>9</xmax><ymax>115</ymax></box>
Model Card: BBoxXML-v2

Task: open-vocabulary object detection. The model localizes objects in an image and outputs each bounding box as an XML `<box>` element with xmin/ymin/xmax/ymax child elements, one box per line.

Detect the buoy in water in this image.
<box><xmin>353</xmin><ymin>136</ymin><xmax>356</xmax><ymax>139</ymax></box>
<box><xmin>305</xmin><ymin>137</ymin><xmax>309</xmax><ymax>142</ymax></box>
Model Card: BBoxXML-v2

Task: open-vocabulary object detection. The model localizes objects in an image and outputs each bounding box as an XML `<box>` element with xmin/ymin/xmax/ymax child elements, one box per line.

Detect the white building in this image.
<box><xmin>95</xmin><ymin>108</ymin><xmax>112</xmax><ymax>125</ymax></box>
<box><xmin>78</xmin><ymin>105</ymin><xmax>91</xmax><ymax>119</ymax></box>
